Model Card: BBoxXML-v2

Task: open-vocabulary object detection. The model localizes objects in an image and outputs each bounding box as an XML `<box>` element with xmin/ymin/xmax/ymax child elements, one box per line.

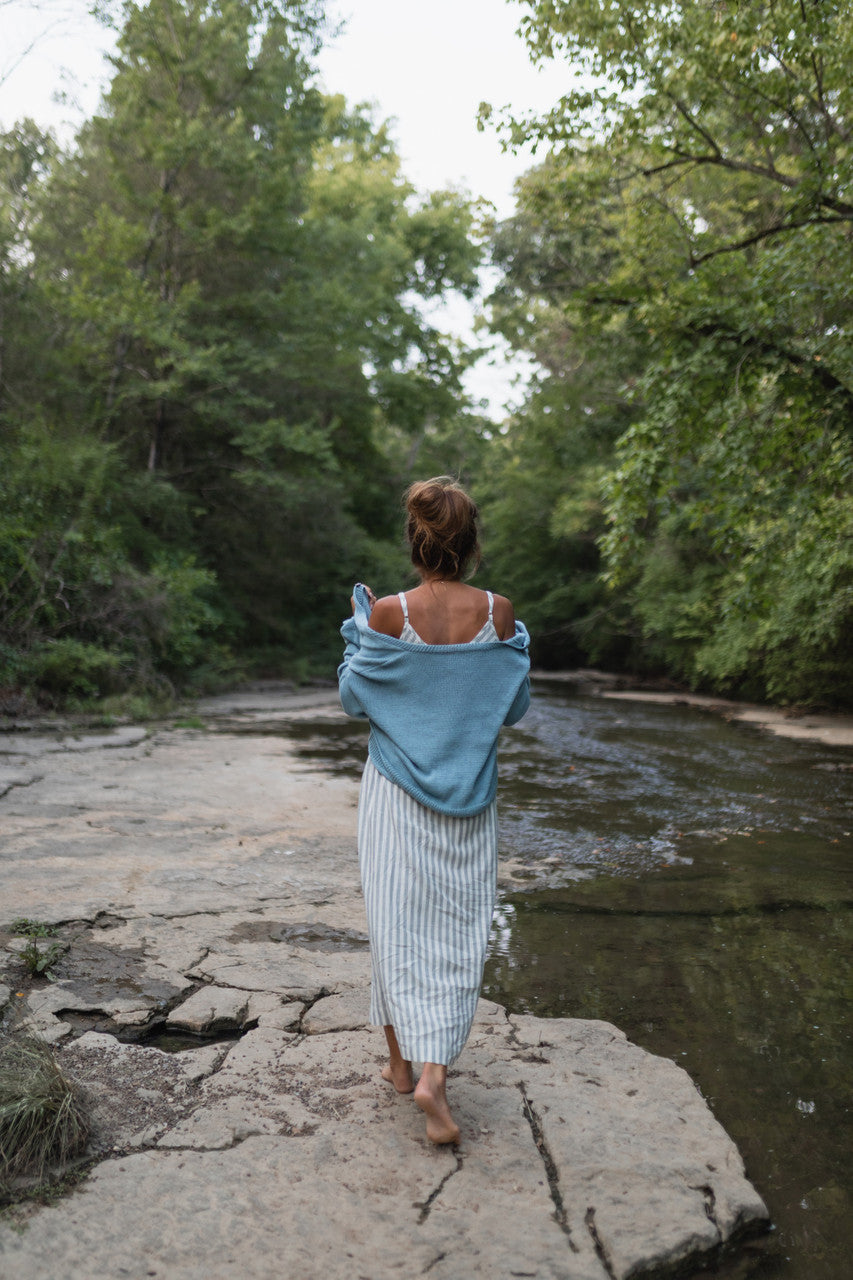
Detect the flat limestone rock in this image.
<box><xmin>245</xmin><ymin>992</ymin><xmax>304</xmax><ymax>1030</ymax></box>
<box><xmin>21</xmin><ymin>955</ymin><xmax>193</xmax><ymax>1044</ymax></box>
<box><xmin>497</xmin><ymin>1015</ymin><xmax>769</xmax><ymax>1277</ymax></box>
<box><xmin>167</xmin><ymin>985</ymin><xmax>251</xmax><ymax>1033</ymax></box>
<box><xmin>1</xmin><ymin>1015</ymin><xmax>768</xmax><ymax>1280</ymax></box>
<box><xmin>0</xmin><ymin>726</ymin><xmax>147</xmax><ymax>756</ymax></box>
<box><xmin>0</xmin><ymin>703</ymin><xmax>769</xmax><ymax>1280</ymax></box>
<box><xmin>1</xmin><ymin>726</ymin><xmax>360</xmax><ymax>922</ymax></box>
<box><xmin>59</xmin><ymin>1032</ymin><xmax>230</xmax><ymax>1152</ymax></box>
<box><xmin>302</xmin><ymin>986</ymin><xmax>369</xmax><ymax>1033</ymax></box>
<box><xmin>189</xmin><ymin>940</ymin><xmax>371</xmax><ymax>999</ymax></box>
<box><xmin>0</xmin><ymin>766</ymin><xmax>42</xmax><ymax>799</ymax></box>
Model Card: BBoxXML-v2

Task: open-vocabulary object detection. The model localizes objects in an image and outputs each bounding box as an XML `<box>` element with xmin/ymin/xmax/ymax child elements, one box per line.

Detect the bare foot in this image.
<box><xmin>381</xmin><ymin>1061</ymin><xmax>415</xmax><ymax>1093</ymax></box>
<box><xmin>414</xmin><ymin>1078</ymin><xmax>460</xmax><ymax>1145</ymax></box>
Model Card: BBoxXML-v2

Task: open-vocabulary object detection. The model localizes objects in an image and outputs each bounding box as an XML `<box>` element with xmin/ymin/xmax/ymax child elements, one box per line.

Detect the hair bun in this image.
<box><xmin>404</xmin><ymin>477</ymin><xmax>480</xmax><ymax>580</ymax></box>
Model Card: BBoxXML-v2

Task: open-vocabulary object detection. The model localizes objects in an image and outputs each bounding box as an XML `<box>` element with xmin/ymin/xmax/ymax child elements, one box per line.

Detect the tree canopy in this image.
<box><xmin>0</xmin><ymin>0</ymin><xmax>483</xmax><ymax>705</ymax></box>
<box><xmin>478</xmin><ymin>0</ymin><xmax>853</xmax><ymax>704</ymax></box>
<box><xmin>2</xmin><ymin>0</ymin><xmax>851</xmax><ymax>710</ymax></box>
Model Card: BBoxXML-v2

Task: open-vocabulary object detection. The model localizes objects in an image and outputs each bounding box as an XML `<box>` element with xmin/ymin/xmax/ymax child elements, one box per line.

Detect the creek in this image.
<box><xmin>290</xmin><ymin>682</ymin><xmax>852</xmax><ymax>1278</ymax></box>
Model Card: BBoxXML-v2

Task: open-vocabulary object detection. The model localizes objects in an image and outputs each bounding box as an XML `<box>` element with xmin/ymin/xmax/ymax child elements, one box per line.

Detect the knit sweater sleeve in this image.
<box><xmin>337</xmin><ymin>613</ymin><xmax>367</xmax><ymax>719</ymax></box>
<box><xmin>503</xmin><ymin>672</ymin><xmax>530</xmax><ymax>726</ymax></box>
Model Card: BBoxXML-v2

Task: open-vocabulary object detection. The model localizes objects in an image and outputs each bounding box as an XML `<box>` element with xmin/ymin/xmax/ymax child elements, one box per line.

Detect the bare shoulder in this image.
<box><xmin>490</xmin><ymin>592</ymin><xmax>516</xmax><ymax>641</ymax></box>
<box><xmin>368</xmin><ymin>594</ymin><xmax>404</xmax><ymax>638</ymax></box>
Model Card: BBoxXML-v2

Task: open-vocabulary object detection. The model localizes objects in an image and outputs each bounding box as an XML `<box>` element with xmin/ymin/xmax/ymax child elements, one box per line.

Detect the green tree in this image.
<box><xmin>480</xmin><ymin>153</ymin><xmax>647</xmax><ymax>666</ymax></box>
<box><xmin>0</xmin><ymin>121</ymin><xmax>55</xmax><ymax>415</ymax></box>
<box><xmin>484</xmin><ymin>0</ymin><xmax>853</xmax><ymax>702</ymax></box>
<box><xmin>0</xmin><ymin>0</ymin><xmax>483</xmax><ymax>699</ymax></box>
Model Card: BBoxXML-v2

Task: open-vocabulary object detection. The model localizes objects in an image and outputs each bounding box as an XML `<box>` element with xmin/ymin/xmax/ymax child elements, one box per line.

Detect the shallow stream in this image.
<box><xmin>292</xmin><ymin>682</ymin><xmax>852</xmax><ymax>1278</ymax></box>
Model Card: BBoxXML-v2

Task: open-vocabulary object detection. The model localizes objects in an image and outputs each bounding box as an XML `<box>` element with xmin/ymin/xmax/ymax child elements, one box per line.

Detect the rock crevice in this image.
<box><xmin>517</xmin><ymin>1080</ymin><xmax>579</xmax><ymax>1252</ymax></box>
<box><xmin>414</xmin><ymin>1149</ymin><xmax>464</xmax><ymax>1224</ymax></box>
<box><xmin>585</xmin><ymin>1207</ymin><xmax>618</xmax><ymax>1280</ymax></box>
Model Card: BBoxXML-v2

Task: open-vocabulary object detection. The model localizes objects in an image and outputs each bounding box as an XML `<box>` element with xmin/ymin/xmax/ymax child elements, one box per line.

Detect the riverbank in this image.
<box><xmin>532</xmin><ymin>671</ymin><xmax>853</xmax><ymax>749</ymax></box>
<box><xmin>5</xmin><ymin>671</ymin><xmax>853</xmax><ymax>752</ymax></box>
<box><xmin>0</xmin><ymin>686</ymin><xmax>769</xmax><ymax>1279</ymax></box>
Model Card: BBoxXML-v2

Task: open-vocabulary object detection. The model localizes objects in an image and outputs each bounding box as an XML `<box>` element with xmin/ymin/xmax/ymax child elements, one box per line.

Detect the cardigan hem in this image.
<box><xmin>366</xmin><ymin>742</ymin><xmax>498</xmax><ymax>818</ymax></box>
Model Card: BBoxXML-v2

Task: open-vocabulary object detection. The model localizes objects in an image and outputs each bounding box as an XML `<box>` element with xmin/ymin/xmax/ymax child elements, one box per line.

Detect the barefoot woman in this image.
<box><xmin>338</xmin><ymin>477</ymin><xmax>530</xmax><ymax>1144</ymax></box>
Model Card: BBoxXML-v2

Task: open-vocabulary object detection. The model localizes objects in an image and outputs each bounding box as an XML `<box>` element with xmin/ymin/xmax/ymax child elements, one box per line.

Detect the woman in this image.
<box><xmin>338</xmin><ymin>477</ymin><xmax>530</xmax><ymax>1144</ymax></box>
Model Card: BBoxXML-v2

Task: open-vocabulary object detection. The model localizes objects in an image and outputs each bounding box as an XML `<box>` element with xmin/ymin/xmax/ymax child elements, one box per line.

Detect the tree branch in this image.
<box><xmin>666</xmin><ymin>94</ymin><xmax>723</xmax><ymax>158</ymax></box>
<box><xmin>688</xmin><ymin>213</ymin><xmax>848</xmax><ymax>266</ymax></box>
<box><xmin>638</xmin><ymin>147</ymin><xmax>853</xmax><ymax>219</ymax></box>
<box><xmin>685</xmin><ymin>320</ymin><xmax>853</xmax><ymax>409</ymax></box>
<box><xmin>778</xmin><ymin>0</ymin><xmax>851</xmax><ymax>142</ymax></box>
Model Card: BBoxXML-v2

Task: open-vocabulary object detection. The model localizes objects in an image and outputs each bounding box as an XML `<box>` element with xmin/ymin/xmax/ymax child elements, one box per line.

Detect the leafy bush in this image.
<box><xmin>19</xmin><ymin>640</ymin><xmax>125</xmax><ymax>700</ymax></box>
<box><xmin>0</xmin><ymin>425</ymin><xmax>224</xmax><ymax>701</ymax></box>
<box><xmin>600</xmin><ymin>337</ymin><xmax>853</xmax><ymax>706</ymax></box>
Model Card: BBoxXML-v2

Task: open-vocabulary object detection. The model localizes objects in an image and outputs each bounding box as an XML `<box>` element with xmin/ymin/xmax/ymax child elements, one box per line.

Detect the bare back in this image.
<box><xmin>369</xmin><ymin>581</ymin><xmax>515</xmax><ymax>644</ymax></box>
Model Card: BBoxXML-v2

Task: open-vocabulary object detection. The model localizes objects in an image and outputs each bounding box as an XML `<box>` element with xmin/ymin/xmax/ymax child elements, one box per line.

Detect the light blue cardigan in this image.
<box><xmin>338</xmin><ymin>582</ymin><xmax>531</xmax><ymax>815</ymax></box>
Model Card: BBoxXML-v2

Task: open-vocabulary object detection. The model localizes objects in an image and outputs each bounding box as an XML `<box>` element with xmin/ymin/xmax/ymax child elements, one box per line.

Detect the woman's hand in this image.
<box><xmin>351</xmin><ymin>584</ymin><xmax>377</xmax><ymax>613</ymax></box>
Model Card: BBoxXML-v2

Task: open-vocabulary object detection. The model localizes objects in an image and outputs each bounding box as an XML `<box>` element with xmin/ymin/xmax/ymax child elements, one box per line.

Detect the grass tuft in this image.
<box><xmin>0</xmin><ymin>1036</ymin><xmax>90</xmax><ymax>1191</ymax></box>
<box><xmin>172</xmin><ymin>715</ymin><xmax>205</xmax><ymax>729</ymax></box>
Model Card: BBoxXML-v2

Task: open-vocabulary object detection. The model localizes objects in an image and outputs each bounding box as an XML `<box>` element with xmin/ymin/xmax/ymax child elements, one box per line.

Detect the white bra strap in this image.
<box><xmin>486</xmin><ymin>590</ymin><xmax>494</xmax><ymax>622</ymax></box>
<box><xmin>397</xmin><ymin>591</ymin><xmax>409</xmax><ymax>622</ymax></box>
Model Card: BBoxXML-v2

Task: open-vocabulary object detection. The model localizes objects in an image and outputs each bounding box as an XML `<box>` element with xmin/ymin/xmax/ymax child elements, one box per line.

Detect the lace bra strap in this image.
<box><xmin>397</xmin><ymin>591</ymin><xmax>409</xmax><ymax>622</ymax></box>
<box><xmin>486</xmin><ymin>590</ymin><xmax>494</xmax><ymax>622</ymax></box>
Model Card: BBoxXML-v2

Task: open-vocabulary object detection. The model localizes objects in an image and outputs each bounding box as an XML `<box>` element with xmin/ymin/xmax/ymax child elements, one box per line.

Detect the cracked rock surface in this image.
<box><xmin>0</xmin><ymin>687</ymin><xmax>769</xmax><ymax>1279</ymax></box>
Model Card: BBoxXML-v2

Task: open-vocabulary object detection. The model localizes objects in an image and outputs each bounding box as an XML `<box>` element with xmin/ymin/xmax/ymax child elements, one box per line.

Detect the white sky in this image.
<box><xmin>0</xmin><ymin>0</ymin><xmax>572</xmax><ymax>416</ymax></box>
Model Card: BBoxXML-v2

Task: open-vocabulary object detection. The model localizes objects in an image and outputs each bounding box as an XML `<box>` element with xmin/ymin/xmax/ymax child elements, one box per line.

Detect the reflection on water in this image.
<box><xmin>273</xmin><ymin>684</ymin><xmax>852</xmax><ymax>1278</ymax></box>
<box><xmin>485</xmin><ymin>685</ymin><xmax>853</xmax><ymax>1280</ymax></box>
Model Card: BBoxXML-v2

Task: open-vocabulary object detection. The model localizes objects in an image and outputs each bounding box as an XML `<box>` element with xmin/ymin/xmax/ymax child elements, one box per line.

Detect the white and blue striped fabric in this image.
<box><xmin>358</xmin><ymin>757</ymin><xmax>498</xmax><ymax>1066</ymax></box>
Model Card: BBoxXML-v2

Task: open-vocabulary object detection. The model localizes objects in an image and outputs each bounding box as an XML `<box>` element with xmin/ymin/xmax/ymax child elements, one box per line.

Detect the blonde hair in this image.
<box><xmin>404</xmin><ymin>477</ymin><xmax>481</xmax><ymax>580</ymax></box>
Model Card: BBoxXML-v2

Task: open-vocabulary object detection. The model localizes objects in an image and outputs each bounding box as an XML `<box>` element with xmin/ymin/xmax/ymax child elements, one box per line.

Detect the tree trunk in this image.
<box><xmin>148</xmin><ymin>398</ymin><xmax>166</xmax><ymax>472</ymax></box>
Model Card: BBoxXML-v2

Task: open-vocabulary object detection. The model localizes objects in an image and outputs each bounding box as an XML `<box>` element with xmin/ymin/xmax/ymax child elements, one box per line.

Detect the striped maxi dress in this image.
<box><xmin>357</xmin><ymin>593</ymin><xmax>499</xmax><ymax>1067</ymax></box>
